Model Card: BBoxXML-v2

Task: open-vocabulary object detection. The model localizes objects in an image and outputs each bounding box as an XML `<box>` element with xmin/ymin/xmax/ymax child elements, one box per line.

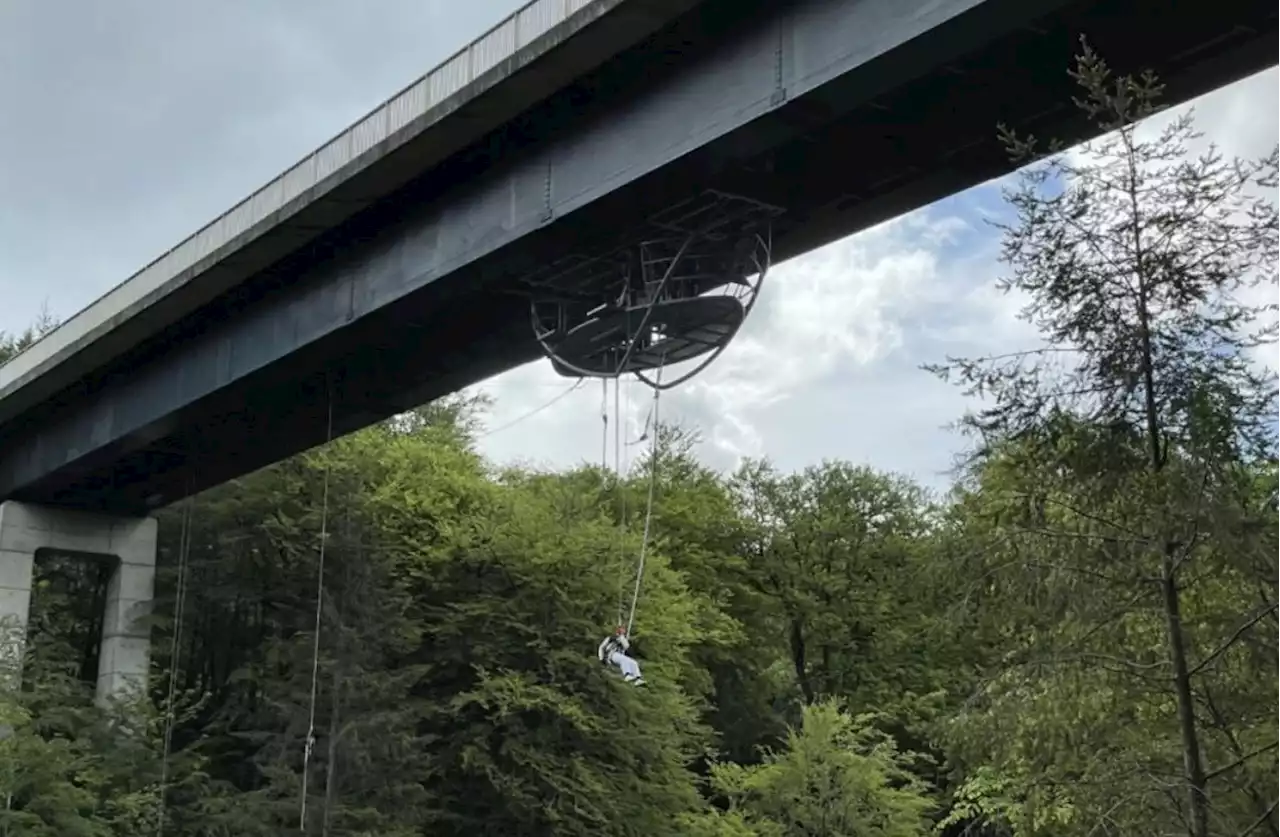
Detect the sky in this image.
<box><xmin>1</xmin><ymin>1</ymin><xmax>1275</xmax><ymax>490</ymax></box>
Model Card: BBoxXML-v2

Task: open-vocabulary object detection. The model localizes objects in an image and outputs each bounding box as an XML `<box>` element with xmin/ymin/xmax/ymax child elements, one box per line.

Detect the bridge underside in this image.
<box><xmin>1</xmin><ymin>0</ymin><xmax>1274</xmax><ymax>514</ymax></box>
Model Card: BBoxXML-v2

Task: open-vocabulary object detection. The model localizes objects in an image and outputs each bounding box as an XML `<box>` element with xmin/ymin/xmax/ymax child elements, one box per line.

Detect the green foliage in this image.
<box><xmin>0</xmin><ymin>620</ymin><xmax>167</xmax><ymax>837</ymax></box>
<box><xmin>0</xmin><ymin>308</ymin><xmax>57</xmax><ymax>367</ymax></box>
<box><xmin>689</xmin><ymin>701</ymin><xmax>933</xmax><ymax>836</ymax></box>
<box><xmin>927</xmin><ymin>38</ymin><xmax>1278</xmax><ymax>837</ymax></box>
<box><xmin>727</xmin><ymin>460</ymin><xmax>955</xmax><ymax>753</ymax></box>
<box><xmin>5</xmin><ymin>41</ymin><xmax>1274</xmax><ymax>837</ymax></box>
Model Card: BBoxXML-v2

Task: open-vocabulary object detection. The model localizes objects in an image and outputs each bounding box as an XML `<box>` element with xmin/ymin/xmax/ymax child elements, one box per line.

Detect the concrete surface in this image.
<box><xmin>0</xmin><ymin>501</ymin><xmax>157</xmax><ymax>704</ymax></box>
<box><xmin>0</xmin><ymin>0</ymin><xmax>1272</xmax><ymax>513</ymax></box>
<box><xmin>0</xmin><ymin>0</ymin><xmax>705</xmax><ymax>428</ymax></box>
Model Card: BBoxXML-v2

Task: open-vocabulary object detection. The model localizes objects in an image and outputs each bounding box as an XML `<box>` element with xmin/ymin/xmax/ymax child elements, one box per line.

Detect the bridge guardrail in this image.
<box><xmin>0</xmin><ymin>0</ymin><xmax>599</xmax><ymax>390</ymax></box>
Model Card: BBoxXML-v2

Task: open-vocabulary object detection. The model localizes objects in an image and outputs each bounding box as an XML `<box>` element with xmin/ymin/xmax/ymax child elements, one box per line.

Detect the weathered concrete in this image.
<box><xmin>0</xmin><ymin>501</ymin><xmax>156</xmax><ymax>703</ymax></box>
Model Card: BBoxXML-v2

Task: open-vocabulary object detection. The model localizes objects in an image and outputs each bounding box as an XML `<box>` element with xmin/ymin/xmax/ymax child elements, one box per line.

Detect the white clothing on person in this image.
<box><xmin>597</xmin><ymin>632</ymin><xmax>644</xmax><ymax>685</ymax></box>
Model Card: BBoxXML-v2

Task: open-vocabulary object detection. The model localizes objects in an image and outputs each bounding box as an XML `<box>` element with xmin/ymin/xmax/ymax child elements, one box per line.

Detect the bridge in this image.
<box><xmin>0</xmin><ymin>0</ymin><xmax>1273</xmax><ymax>697</ymax></box>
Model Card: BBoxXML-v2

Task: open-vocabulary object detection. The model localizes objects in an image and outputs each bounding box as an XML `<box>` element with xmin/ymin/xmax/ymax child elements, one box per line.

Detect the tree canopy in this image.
<box><xmin>2</xmin><ymin>43</ymin><xmax>1275</xmax><ymax>837</ymax></box>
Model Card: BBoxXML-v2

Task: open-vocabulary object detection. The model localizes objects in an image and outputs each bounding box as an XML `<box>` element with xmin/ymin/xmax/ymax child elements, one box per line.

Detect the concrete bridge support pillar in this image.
<box><xmin>0</xmin><ymin>500</ymin><xmax>157</xmax><ymax>704</ymax></box>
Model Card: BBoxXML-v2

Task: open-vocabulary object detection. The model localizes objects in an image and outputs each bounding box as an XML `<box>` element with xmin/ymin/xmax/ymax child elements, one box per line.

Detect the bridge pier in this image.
<box><xmin>0</xmin><ymin>500</ymin><xmax>156</xmax><ymax>704</ymax></box>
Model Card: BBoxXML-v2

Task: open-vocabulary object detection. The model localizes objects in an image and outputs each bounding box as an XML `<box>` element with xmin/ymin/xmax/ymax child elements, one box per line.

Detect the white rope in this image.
<box><xmin>600</xmin><ymin>378</ymin><xmax>609</xmax><ymax>473</ymax></box>
<box><xmin>613</xmin><ymin>374</ymin><xmax>628</xmax><ymax>627</ymax></box>
<box><xmin>155</xmin><ymin>488</ymin><xmax>194</xmax><ymax>837</ymax></box>
<box><xmin>625</xmin><ymin>361</ymin><xmax>664</xmax><ymax>636</ymax></box>
<box><xmin>529</xmin><ymin>232</ymin><xmax>694</xmax><ymax>382</ymax></box>
<box><xmin>612</xmin><ymin>236</ymin><xmax>693</xmax><ymax>377</ymax></box>
<box><xmin>299</xmin><ymin>391</ymin><xmax>334</xmax><ymax>832</ymax></box>
<box><xmin>477</xmin><ymin>379</ymin><xmax>583</xmax><ymax>440</ymax></box>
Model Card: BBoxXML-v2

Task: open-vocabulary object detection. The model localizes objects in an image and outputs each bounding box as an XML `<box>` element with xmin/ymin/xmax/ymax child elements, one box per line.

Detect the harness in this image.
<box><xmin>601</xmin><ymin>635</ymin><xmax>625</xmax><ymax>662</ymax></box>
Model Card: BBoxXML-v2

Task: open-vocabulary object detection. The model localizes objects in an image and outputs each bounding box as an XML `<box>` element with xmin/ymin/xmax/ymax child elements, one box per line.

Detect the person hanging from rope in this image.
<box><xmin>597</xmin><ymin>625</ymin><xmax>645</xmax><ymax>686</ymax></box>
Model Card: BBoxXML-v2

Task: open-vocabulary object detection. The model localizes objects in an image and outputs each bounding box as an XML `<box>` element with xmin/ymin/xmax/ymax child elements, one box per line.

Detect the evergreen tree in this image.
<box><xmin>1</xmin><ymin>41</ymin><xmax>1274</xmax><ymax>837</ymax></box>
<box><xmin>928</xmin><ymin>40</ymin><xmax>1278</xmax><ymax>837</ymax></box>
<box><xmin>686</xmin><ymin>701</ymin><xmax>934</xmax><ymax>836</ymax></box>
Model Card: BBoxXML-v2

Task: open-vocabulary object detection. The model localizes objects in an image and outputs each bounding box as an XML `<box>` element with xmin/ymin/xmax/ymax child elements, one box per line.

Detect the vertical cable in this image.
<box><xmin>626</xmin><ymin>362</ymin><xmax>664</xmax><ymax>636</ymax></box>
<box><xmin>600</xmin><ymin>378</ymin><xmax>609</xmax><ymax>474</ymax></box>
<box><xmin>613</xmin><ymin>374</ymin><xmax>628</xmax><ymax>627</ymax></box>
<box><xmin>156</xmin><ymin>481</ymin><xmax>194</xmax><ymax>837</ymax></box>
<box><xmin>299</xmin><ymin>389</ymin><xmax>334</xmax><ymax>832</ymax></box>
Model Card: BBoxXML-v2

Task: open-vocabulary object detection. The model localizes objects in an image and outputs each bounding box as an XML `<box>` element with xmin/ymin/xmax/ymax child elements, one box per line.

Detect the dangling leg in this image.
<box><xmin>609</xmin><ymin>651</ymin><xmax>645</xmax><ymax>685</ymax></box>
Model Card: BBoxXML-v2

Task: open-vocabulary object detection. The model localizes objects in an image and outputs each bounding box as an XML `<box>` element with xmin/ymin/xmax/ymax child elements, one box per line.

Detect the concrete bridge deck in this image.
<box><xmin>0</xmin><ymin>0</ymin><xmax>700</xmax><ymax>423</ymax></box>
<box><xmin>0</xmin><ymin>0</ymin><xmax>1273</xmax><ymax>513</ymax></box>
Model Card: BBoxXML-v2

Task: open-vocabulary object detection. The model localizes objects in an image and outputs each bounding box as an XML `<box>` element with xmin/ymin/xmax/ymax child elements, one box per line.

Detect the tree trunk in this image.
<box><xmin>1160</xmin><ymin>545</ymin><xmax>1211</xmax><ymax>837</ymax></box>
<box><xmin>788</xmin><ymin>618</ymin><xmax>815</xmax><ymax>704</ymax></box>
<box><xmin>1130</xmin><ymin>159</ymin><xmax>1210</xmax><ymax>837</ymax></box>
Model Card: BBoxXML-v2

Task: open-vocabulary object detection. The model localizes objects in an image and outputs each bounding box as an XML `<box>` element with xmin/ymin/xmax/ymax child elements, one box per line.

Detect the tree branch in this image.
<box><xmin>1204</xmin><ymin>740</ymin><xmax>1278</xmax><ymax>783</ymax></box>
<box><xmin>1240</xmin><ymin>799</ymin><xmax>1279</xmax><ymax>837</ymax></box>
<box><xmin>1016</xmin><ymin>493</ymin><xmax>1147</xmax><ymax>539</ymax></box>
<box><xmin>1186</xmin><ymin>602</ymin><xmax>1279</xmax><ymax>679</ymax></box>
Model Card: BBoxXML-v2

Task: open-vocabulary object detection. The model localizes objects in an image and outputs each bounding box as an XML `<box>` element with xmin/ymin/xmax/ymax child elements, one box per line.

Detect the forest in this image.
<box><xmin>0</xmin><ymin>46</ymin><xmax>1276</xmax><ymax>837</ymax></box>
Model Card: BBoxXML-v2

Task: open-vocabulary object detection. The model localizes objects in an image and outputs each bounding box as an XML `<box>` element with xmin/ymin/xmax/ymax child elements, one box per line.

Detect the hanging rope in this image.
<box><xmin>613</xmin><ymin>372</ymin><xmax>629</xmax><ymax>628</ymax></box>
<box><xmin>533</xmin><ymin>225</ymin><xmax>770</xmax><ymax>641</ymax></box>
<box><xmin>155</xmin><ymin>483</ymin><xmax>194</xmax><ymax>837</ymax></box>
<box><xmin>528</xmin><ymin>232</ymin><xmax>695</xmax><ymax>382</ymax></box>
<box><xmin>598</xmin><ymin>374</ymin><xmax>627</xmax><ymax>629</ymax></box>
<box><xmin>604</xmin><ymin>278</ymin><xmax>669</xmax><ymax>635</ymax></box>
<box><xmin>613</xmin><ymin>234</ymin><xmax>763</xmax><ymax>628</ymax></box>
<box><xmin>634</xmin><ymin>229</ymin><xmax>772</xmax><ymax>393</ymax></box>
<box><xmin>477</xmin><ymin>379</ymin><xmax>584</xmax><ymax>440</ymax></box>
<box><xmin>298</xmin><ymin>387</ymin><xmax>335</xmax><ymax>833</ymax></box>
<box><xmin>625</xmin><ymin>360</ymin><xmax>664</xmax><ymax>636</ymax></box>
<box><xmin>611</xmin><ymin>235</ymin><xmax>693</xmax><ymax>379</ymax></box>
<box><xmin>600</xmin><ymin>378</ymin><xmax>609</xmax><ymax>474</ymax></box>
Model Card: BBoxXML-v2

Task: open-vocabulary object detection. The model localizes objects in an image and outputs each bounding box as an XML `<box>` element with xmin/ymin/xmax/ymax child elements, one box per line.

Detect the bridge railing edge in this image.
<box><xmin>0</xmin><ymin>0</ymin><xmax>607</xmax><ymax>395</ymax></box>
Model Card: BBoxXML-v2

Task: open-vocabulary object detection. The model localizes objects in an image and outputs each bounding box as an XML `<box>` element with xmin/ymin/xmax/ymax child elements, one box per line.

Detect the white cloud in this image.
<box><xmin>475</xmin><ymin>198</ymin><xmax>1030</xmax><ymax>483</ymax></box>
<box><xmin>475</xmin><ymin>68</ymin><xmax>1278</xmax><ymax>484</ymax></box>
<box><xmin>678</xmin><ymin>215</ymin><xmax>986</xmax><ymax>464</ymax></box>
<box><xmin>1062</xmin><ymin>68</ymin><xmax>1279</xmax><ymax>374</ymax></box>
<box><xmin>1</xmin><ymin>1</ymin><xmax>1270</xmax><ymax>490</ymax></box>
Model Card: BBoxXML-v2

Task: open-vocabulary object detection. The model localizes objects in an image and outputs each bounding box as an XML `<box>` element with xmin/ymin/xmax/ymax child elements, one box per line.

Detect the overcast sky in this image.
<box><xmin>1</xmin><ymin>2</ymin><xmax>1275</xmax><ymax>490</ymax></box>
